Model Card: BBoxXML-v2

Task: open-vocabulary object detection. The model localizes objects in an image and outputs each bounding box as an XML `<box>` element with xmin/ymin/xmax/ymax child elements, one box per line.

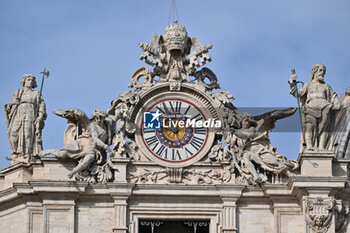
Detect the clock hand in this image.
<box><xmin>165</xmin><ymin>125</ymin><xmax>178</xmax><ymax>134</ymax></box>
<box><xmin>161</xmin><ymin>103</ymin><xmax>180</xmax><ymax>134</ymax></box>
<box><xmin>165</xmin><ymin>119</ymin><xmax>178</xmax><ymax>134</ymax></box>
<box><xmin>171</xmin><ymin>125</ymin><xmax>179</xmax><ymax>134</ymax></box>
<box><xmin>175</xmin><ymin>128</ymin><xmax>190</xmax><ymax>159</ymax></box>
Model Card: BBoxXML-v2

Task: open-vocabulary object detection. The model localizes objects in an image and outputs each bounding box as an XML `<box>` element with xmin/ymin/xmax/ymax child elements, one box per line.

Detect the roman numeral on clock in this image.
<box><xmin>183</xmin><ymin>105</ymin><xmax>191</xmax><ymax>115</ymax></box>
<box><xmin>169</xmin><ymin>101</ymin><xmax>182</xmax><ymax>113</ymax></box>
<box><xmin>145</xmin><ymin>136</ymin><xmax>158</xmax><ymax>146</ymax></box>
<box><xmin>156</xmin><ymin>102</ymin><xmax>172</xmax><ymax>115</ymax></box>
<box><xmin>156</xmin><ymin>145</ymin><xmax>168</xmax><ymax>158</ymax></box>
<box><xmin>184</xmin><ymin>147</ymin><xmax>193</xmax><ymax>156</ymax></box>
<box><xmin>194</xmin><ymin>127</ymin><xmax>206</xmax><ymax>135</ymax></box>
<box><xmin>172</xmin><ymin>149</ymin><xmax>182</xmax><ymax>160</ymax></box>
<box><xmin>143</xmin><ymin>128</ymin><xmax>154</xmax><ymax>134</ymax></box>
<box><xmin>155</xmin><ymin>106</ymin><xmax>165</xmax><ymax>114</ymax></box>
<box><xmin>190</xmin><ymin>136</ymin><xmax>205</xmax><ymax>151</ymax></box>
<box><xmin>191</xmin><ymin>113</ymin><xmax>203</xmax><ymax>121</ymax></box>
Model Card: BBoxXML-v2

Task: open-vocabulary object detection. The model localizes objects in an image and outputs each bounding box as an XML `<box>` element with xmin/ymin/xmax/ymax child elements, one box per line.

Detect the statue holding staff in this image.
<box><xmin>4</xmin><ymin>74</ymin><xmax>47</xmax><ymax>163</ymax></box>
<box><xmin>289</xmin><ymin>63</ymin><xmax>341</xmax><ymax>151</ymax></box>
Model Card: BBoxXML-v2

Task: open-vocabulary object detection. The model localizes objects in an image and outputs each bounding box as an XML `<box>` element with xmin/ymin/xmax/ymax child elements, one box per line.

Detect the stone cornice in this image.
<box><xmin>0</xmin><ymin>187</ymin><xmax>18</xmax><ymax>203</ymax></box>
<box><xmin>0</xmin><ymin>162</ymin><xmax>30</xmax><ymax>174</ymax></box>
<box><xmin>0</xmin><ymin>175</ymin><xmax>348</xmax><ymax>205</ymax></box>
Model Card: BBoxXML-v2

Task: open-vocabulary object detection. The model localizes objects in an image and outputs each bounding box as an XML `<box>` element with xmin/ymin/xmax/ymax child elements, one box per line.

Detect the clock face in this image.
<box><xmin>133</xmin><ymin>86</ymin><xmax>219</xmax><ymax>168</ymax></box>
<box><xmin>136</xmin><ymin>95</ymin><xmax>215</xmax><ymax>167</ymax></box>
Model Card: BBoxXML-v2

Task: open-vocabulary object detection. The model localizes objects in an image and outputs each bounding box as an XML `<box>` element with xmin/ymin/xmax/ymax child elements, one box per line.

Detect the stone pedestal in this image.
<box><xmin>41</xmin><ymin>157</ymin><xmax>76</xmax><ymax>181</ymax></box>
<box><xmin>298</xmin><ymin>151</ymin><xmax>335</xmax><ymax>176</ymax></box>
<box><xmin>112</xmin><ymin>158</ymin><xmax>131</xmax><ymax>183</ymax></box>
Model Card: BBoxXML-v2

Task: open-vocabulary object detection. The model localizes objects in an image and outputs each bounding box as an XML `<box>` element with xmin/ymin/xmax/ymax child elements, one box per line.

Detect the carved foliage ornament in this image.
<box><xmin>129</xmin><ymin>166</ymin><xmax>233</xmax><ymax>185</ymax></box>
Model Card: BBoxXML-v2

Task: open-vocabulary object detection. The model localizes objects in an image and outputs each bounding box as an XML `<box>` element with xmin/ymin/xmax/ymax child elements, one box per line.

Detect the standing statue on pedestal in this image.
<box><xmin>4</xmin><ymin>74</ymin><xmax>47</xmax><ymax>163</ymax></box>
<box><xmin>289</xmin><ymin>63</ymin><xmax>341</xmax><ymax>151</ymax></box>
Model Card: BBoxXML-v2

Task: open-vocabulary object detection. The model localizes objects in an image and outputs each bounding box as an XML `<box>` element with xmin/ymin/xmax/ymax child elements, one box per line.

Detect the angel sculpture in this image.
<box><xmin>227</xmin><ymin>109</ymin><xmax>299</xmax><ymax>184</ymax></box>
<box><xmin>40</xmin><ymin>108</ymin><xmax>116</xmax><ymax>183</ymax></box>
<box><xmin>108</xmin><ymin>90</ymin><xmax>139</xmax><ymax>160</ymax></box>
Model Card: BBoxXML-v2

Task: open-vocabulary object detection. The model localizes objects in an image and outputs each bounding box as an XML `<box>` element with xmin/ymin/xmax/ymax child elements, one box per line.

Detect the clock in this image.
<box><xmin>133</xmin><ymin>84</ymin><xmax>219</xmax><ymax>168</ymax></box>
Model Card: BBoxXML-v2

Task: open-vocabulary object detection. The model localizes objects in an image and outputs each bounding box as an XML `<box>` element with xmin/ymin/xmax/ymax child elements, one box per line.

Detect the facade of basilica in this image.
<box><xmin>1</xmin><ymin>22</ymin><xmax>350</xmax><ymax>233</ymax></box>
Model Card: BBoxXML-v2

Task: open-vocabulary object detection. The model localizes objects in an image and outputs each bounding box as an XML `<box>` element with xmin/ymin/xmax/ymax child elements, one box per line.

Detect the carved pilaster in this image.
<box><xmin>221</xmin><ymin>197</ymin><xmax>238</xmax><ymax>233</ymax></box>
<box><xmin>218</xmin><ymin>185</ymin><xmax>244</xmax><ymax>233</ymax></box>
<box><xmin>109</xmin><ymin>183</ymin><xmax>134</xmax><ymax>233</ymax></box>
<box><xmin>113</xmin><ymin>197</ymin><xmax>129</xmax><ymax>233</ymax></box>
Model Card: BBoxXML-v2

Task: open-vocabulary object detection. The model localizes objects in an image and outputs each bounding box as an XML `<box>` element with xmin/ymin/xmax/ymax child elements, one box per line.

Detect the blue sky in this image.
<box><xmin>0</xmin><ymin>0</ymin><xmax>349</xmax><ymax>169</ymax></box>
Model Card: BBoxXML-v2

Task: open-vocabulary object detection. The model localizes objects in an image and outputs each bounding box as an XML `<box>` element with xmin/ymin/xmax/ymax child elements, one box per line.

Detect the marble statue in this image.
<box><xmin>39</xmin><ymin>88</ymin><xmax>142</xmax><ymax>182</ymax></box>
<box><xmin>2</xmin><ymin>23</ymin><xmax>302</xmax><ymax>187</ymax></box>
<box><xmin>332</xmin><ymin>87</ymin><xmax>350</xmax><ymax>158</ymax></box>
<box><xmin>4</xmin><ymin>74</ymin><xmax>46</xmax><ymax>162</ymax></box>
<box><xmin>226</xmin><ymin>110</ymin><xmax>298</xmax><ymax>184</ymax></box>
<box><xmin>289</xmin><ymin>63</ymin><xmax>341</xmax><ymax>151</ymax></box>
<box><xmin>212</xmin><ymin>90</ymin><xmax>240</xmax><ymax>129</ymax></box>
<box><xmin>108</xmin><ymin>90</ymin><xmax>139</xmax><ymax>160</ymax></box>
<box><xmin>40</xmin><ymin>108</ymin><xmax>116</xmax><ymax>183</ymax></box>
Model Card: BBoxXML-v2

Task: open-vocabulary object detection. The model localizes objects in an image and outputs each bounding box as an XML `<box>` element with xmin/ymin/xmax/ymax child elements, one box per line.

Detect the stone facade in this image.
<box><xmin>1</xmin><ymin>22</ymin><xmax>350</xmax><ymax>233</ymax></box>
<box><xmin>0</xmin><ymin>154</ymin><xmax>349</xmax><ymax>233</ymax></box>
